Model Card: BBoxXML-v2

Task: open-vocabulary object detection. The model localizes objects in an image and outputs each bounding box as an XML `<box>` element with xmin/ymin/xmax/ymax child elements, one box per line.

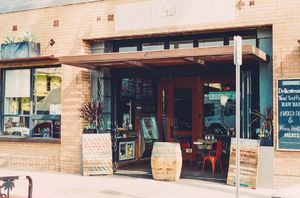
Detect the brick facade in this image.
<box><xmin>0</xmin><ymin>0</ymin><xmax>299</xmax><ymax>187</ymax></box>
<box><xmin>60</xmin><ymin>65</ymin><xmax>91</xmax><ymax>174</ymax></box>
<box><xmin>0</xmin><ymin>140</ymin><xmax>60</xmax><ymax>172</ymax></box>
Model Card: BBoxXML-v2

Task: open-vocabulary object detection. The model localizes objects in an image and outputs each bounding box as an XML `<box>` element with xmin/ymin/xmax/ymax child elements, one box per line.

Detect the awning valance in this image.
<box><xmin>0</xmin><ymin>56</ymin><xmax>60</xmax><ymax>68</ymax></box>
<box><xmin>59</xmin><ymin>45</ymin><xmax>268</xmax><ymax>70</ymax></box>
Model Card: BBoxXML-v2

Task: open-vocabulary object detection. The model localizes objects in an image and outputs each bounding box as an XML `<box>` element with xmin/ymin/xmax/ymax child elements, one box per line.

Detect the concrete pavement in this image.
<box><xmin>0</xmin><ymin>168</ymin><xmax>276</xmax><ymax>198</ymax></box>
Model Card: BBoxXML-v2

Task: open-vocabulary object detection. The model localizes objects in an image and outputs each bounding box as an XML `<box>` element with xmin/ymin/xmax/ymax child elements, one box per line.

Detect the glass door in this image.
<box><xmin>171</xmin><ymin>88</ymin><xmax>193</xmax><ymax>142</ymax></box>
<box><xmin>158</xmin><ymin>78</ymin><xmax>201</xmax><ymax>149</ymax></box>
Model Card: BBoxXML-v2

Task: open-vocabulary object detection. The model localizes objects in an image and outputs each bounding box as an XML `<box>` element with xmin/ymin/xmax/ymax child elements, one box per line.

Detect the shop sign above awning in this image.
<box><xmin>59</xmin><ymin>45</ymin><xmax>268</xmax><ymax>70</ymax></box>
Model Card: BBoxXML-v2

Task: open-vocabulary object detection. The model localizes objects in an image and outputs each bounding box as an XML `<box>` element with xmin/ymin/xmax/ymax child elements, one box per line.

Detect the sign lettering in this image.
<box><xmin>115</xmin><ymin>0</ymin><xmax>235</xmax><ymax>31</ymax></box>
<box><xmin>277</xmin><ymin>79</ymin><xmax>300</xmax><ymax>151</ymax></box>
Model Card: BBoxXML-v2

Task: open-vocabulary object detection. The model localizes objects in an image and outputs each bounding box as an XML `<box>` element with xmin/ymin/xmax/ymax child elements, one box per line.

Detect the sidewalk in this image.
<box><xmin>0</xmin><ymin>169</ymin><xmax>274</xmax><ymax>198</ymax></box>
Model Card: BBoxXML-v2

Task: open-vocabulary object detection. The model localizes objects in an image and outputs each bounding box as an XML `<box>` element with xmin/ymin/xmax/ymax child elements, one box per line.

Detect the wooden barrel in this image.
<box><xmin>151</xmin><ymin>142</ymin><xmax>182</xmax><ymax>181</ymax></box>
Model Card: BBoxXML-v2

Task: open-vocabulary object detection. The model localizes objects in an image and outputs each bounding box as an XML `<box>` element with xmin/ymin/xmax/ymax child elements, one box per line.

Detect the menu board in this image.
<box><xmin>277</xmin><ymin>79</ymin><xmax>300</xmax><ymax>151</ymax></box>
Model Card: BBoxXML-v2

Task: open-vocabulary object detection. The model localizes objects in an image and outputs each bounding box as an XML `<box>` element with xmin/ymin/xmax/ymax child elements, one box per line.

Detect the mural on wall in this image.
<box><xmin>0</xmin><ymin>0</ymin><xmax>96</xmax><ymax>13</ymax></box>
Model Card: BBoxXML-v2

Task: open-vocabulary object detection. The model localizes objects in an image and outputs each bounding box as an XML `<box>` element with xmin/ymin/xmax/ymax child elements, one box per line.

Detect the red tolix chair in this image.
<box><xmin>201</xmin><ymin>140</ymin><xmax>223</xmax><ymax>175</ymax></box>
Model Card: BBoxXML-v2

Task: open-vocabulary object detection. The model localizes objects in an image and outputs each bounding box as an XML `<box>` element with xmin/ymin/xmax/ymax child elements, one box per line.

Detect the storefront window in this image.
<box><xmin>142</xmin><ymin>42</ymin><xmax>164</xmax><ymax>51</ymax></box>
<box><xmin>204</xmin><ymin>83</ymin><xmax>236</xmax><ymax>136</ymax></box>
<box><xmin>169</xmin><ymin>40</ymin><xmax>193</xmax><ymax>49</ymax></box>
<box><xmin>90</xmin><ymin>41</ymin><xmax>113</xmax><ymax>53</ymax></box>
<box><xmin>229</xmin><ymin>35</ymin><xmax>256</xmax><ymax>46</ymax></box>
<box><xmin>1</xmin><ymin>67</ymin><xmax>61</xmax><ymax>138</ymax></box>
<box><xmin>3</xmin><ymin>116</ymin><xmax>30</xmax><ymax>137</ymax></box>
<box><xmin>4</xmin><ymin>69</ymin><xmax>31</xmax><ymax>115</ymax></box>
<box><xmin>34</xmin><ymin>68</ymin><xmax>61</xmax><ymax>115</ymax></box>
<box><xmin>101</xmin><ymin>78</ymin><xmax>112</xmax><ymax>130</ymax></box>
<box><xmin>32</xmin><ymin>119</ymin><xmax>60</xmax><ymax>138</ymax></box>
<box><xmin>199</xmin><ymin>38</ymin><xmax>224</xmax><ymax>47</ymax></box>
<box><xmin>119</xmin><ymin>46</ymin><xmax>138</xmax><ymax>52</ymax></box>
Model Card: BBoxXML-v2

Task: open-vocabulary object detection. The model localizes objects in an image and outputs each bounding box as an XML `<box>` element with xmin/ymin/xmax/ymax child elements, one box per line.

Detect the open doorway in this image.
<box><xmin>115</xmin><ymin>76</ymin><xmax>231</xmax><ymax>183</ymax></box>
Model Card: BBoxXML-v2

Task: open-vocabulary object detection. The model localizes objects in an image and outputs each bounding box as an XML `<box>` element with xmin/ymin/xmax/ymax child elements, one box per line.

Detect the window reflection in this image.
<box><xmin>35</xmin><ymin>68</ymin><xmax>61</xmax><ymax>115</ymax></box>
<box><xmin>142</xmin><ymin>42</ymin><xmax>164</xmax><ymax>51</ymax></box>
<box><xmin>102</xmin><ymin>114</ymin><xmax>111</xmax><ymax>130</ymax></box>
<box><xmin>229</xmin><ymin>35</ymin><xmax>256</xmax><ymax>46</ymax></box>
<box><xmin>174</xmin><ymin>88</ymin><xmax>192</xmax><ymax>131</ymax></box>
<box><xmin>119</xmin><ymin>46</ymin><xmax>138</xmax><ymax>52</ymax></box>
<box><xmin>1</xmin><ymin>67</ymin><xmax>61</xmax><ymax>138</ymax></box>
<box><xmin>199</xmin><ymin>38</ymin><xmax>224</xmax><ymax>47</ymax></box>
<box><xmin>204</xmin><ymin>83</ymin><xmax>236</xmax><ymax>136</ymax></box>
<box><xmin>3</xmin><ymin>116</ymin><xmax>29</xmax><ymax>136</ymax></box>
<box><xmin>169</xmin><ymin>40</ymin><xmax>193</xmax><ymax>49</ymax></box>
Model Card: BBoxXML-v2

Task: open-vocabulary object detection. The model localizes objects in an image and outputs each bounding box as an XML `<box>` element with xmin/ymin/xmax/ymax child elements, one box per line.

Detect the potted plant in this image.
<box><xmin>78</xmin><ymin>100</ymin><xmax>104</xmax><ymax>133</ymax></box>
<box><xmin>250</xmin><ymin>107</ymin><xmax>273</xmax><ymax>146</ymax></box>
<box><xmin>1</xmin><ymin>32</ymin><xmax>40</xmax><ymax>60</ymax></box>
<box><xmin>79</xmin><ymin>100</ymin><xmax>113</xmax><ymax>176</ymax></box>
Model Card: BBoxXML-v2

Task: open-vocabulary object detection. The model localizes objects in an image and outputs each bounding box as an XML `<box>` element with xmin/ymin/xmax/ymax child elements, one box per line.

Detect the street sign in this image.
<box><xmin>234</xmin><ymin>36</ymin><xmax>242</xmax><ymax>66</ymax></box>
<box><xmin>234</xmin><ymin>35</ymin><xmax>242</xmax><ymax>198</ymax></box>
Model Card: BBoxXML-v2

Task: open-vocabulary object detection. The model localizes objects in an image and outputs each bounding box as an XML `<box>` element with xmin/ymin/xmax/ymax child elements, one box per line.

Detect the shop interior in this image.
<box><xmin>111</xmin><ymin>63</ymin><xmax>257</xmax><ymax>182</ymax></box>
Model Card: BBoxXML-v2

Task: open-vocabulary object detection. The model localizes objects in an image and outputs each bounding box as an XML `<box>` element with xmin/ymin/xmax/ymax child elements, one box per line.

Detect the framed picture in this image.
<box><xmin>140</xmin><ymin>116</ymin><xmax>159</xmax><ymax>140</ymax></box>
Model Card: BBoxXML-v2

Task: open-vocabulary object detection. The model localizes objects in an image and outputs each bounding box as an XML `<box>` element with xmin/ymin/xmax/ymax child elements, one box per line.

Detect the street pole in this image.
<box><xmin>234</xmin><ymin>36</ymin><xmax>242</xmax><ymax>198</ymax></box>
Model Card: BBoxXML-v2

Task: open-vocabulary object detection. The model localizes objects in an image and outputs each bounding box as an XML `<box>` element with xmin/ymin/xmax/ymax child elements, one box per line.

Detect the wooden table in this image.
<box><xmin>193</xmin><ymin>139</ymin><xmax>217</xmax><ymax>161</ymax></box>
<box><xmin>193</xmin><ymin>139</ymin><xmax>217</xmax><ymax>148</ymax></box>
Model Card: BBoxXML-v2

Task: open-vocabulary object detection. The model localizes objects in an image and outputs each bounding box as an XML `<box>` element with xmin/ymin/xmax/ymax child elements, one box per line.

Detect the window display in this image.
<box><xmin>119</xmin><ymin>141</ymin><xmax>135</xmax><ymax>161</ymax></box>
<box><xmin>118</xmin><ymin>78</ymin><xmax>156</xmax><ymax>130</ymax></box>
<box><xmin>35</xmin><ymin>68</ymin><xmax>61</xmax><ymax>115</ymax></box>
<box><xmin>4</xmin><ymin>69</ymin><xmax>31</xmax><ymax>115</ymax></box>
<box><xmin>1</xmin><ymin>67</ymin><xmax>61</xmax><ymax>138</ymax></box>
<box><xmin>3</xmin><ymin>116</ymin><xmax>29</xmax><ymax>136</ymax></box>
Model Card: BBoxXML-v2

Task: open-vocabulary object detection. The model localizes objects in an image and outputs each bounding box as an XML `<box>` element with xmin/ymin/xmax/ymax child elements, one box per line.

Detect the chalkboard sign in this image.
<box><xmin>277</xmin><ymin>79</ymin><xmax>300</xmax><ymax>151</ymax></box>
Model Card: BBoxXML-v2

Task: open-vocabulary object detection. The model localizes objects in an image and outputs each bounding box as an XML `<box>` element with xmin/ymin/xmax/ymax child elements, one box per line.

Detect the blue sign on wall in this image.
<box><xmin>277</xmin><ymin>79</ymin><xmax>300</xmax><ymax>150</ymax></box>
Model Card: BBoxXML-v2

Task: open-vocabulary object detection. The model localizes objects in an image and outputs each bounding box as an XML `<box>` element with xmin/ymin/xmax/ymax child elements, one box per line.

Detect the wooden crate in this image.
<box><xmin>82</xmin><ymin>133</ymin><xmax>113</xmax><ymax>176</ymax></box>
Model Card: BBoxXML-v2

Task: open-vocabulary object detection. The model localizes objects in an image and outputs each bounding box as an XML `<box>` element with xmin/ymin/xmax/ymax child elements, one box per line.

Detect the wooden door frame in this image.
<box><xmin>157</xmin><ymin>77</ymin><xmax>203</xmax><ymax>158</ymax></box>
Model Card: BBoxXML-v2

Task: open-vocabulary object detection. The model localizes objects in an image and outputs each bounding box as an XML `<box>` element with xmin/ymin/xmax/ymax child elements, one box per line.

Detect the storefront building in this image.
<box><xmin>0</xmin><ymin>0</ymin><xmax>299</xmax><ymax>188</ymax></box>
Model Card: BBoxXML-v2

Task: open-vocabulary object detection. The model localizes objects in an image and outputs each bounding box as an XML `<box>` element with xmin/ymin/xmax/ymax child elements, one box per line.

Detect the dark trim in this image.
<box><xmin>93</xmin><ymin>29</ymin><xmax>258</xmax><ymax>54</ymax></box>
<box><xmin>0</xmin><ymin>56</ymin><xmax>60</xmax><ymax>69</ymax></box>
<box><xmin>29</xmin><ymin>69</ymin><xmax>35</xmax><ymax>136</ymax></box>
<box><xmin>0</xmin><ymin>69</ymin><xmax>3</xmax><ymax>133</ymax></box>
<box><xmin>0</xmin><ymin>56</ymin><xmax>58</xmax><ymax>64</ymax></box>
<box><xmin>83</xmin><ymin>26</ymin><xmax>264</xmax><ymax>42</ymax></box>
<box><xmin>0</xmin><ymin>136</ymin><xmax>61</xmax><ymax>143</ymax></box>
